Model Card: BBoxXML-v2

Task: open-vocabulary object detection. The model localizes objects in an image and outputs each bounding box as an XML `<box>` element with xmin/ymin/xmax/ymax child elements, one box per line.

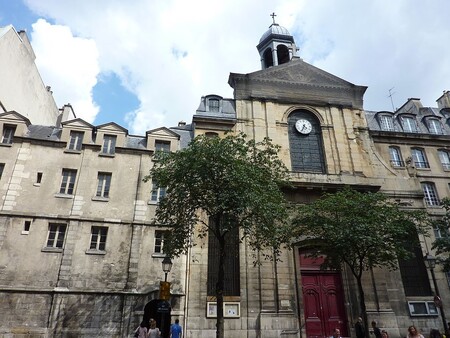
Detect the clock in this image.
<box><xmin>295</xmin><ymin>119</ymin><xmax>312</xmax><ymax>134</ymax></box>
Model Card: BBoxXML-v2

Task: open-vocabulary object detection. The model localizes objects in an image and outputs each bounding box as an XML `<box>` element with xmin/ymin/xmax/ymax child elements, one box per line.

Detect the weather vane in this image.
<box><xmin>270</xmin><ymin>12</ymin><xmax>277</xmax><ymax>25</ymax></box>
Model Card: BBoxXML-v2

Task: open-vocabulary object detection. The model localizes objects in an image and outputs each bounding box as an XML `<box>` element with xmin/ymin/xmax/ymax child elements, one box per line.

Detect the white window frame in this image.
<box><xmin>89</xmin><ymin>226</ymin><xmax>108</xmax><ymax>251</ymax></box>
<box><xmin>96</xmin><ymin>172</ymin><xmax>112</xmax><ymax>198</ymax></box>
<box><xmin>438</xmin><ymin>150</ymin><xmax>450</xmax><ymax>170</ymax></box>
<box><xmin>408</xmin><ymin>301</ymin><xmax>438</xmax><ymax>316</ymax></box>
<box><xmin>46</xmin><ymin>223</ymin><xmax>67</xmax><ymax>248</ymax></box>
<box><xmin>150</xmin><ymin>182</ymin><xmax>166</xmax><ymax>202</ymax></box>
<box><xmin>59</xmin><ymin>169</ymin><xmax>77</xmax><ymax>195</ymax></box>
<box><xmin>68</xmin><ymin>131</ymin><xmax>84</xmax><ymax>151</ymax></box>
<box><xmin>1</xmin><ymin>125</ymin><xmax>16</xmax><ymax>144</ymax></box>
<box><xmin>428</xmin><ymin>119</ymin><xmax>443</xmax><ymax>135</ymax></box>
<box><xmin>389</xmin><ymin>146</ymin><xmax>404</xmax><ymax>167</ymax></box>
<box><xmin>411</xmin><ymin>148</ymin><xmax>429</xmax><ymax>168</ymax></box>
<box><xmin>402</xmin><ymin>116</ymin><xmax>418</xmax><ymax>132</ymax></box>
<box><xmin>102</xmin><ymin>135</ymin><xmax>116</xmax><ymax>155</ymax></box>
<box><xmin>421</xmin><ymin>182</ymin><xmax>440</xmax><ymax>206</ymax></box>
<box><xmin>379</xmin><ymin>115</ymin><xmax>395</xmax><ymax>131</ymax></box>
<box><xmin>154</xmin><ymin>230</ymin><xmax>168</xmax><ymax>254</ymax></box>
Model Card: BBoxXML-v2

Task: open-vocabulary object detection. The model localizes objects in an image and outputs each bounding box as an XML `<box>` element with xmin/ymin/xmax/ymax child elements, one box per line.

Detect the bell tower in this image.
<box><xmin>256</xmin><ymin>13</ymin><xmax>298</xmax><ymax>69</ymax></box>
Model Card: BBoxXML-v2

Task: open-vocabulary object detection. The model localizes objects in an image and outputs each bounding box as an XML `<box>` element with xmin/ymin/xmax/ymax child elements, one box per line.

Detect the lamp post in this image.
<box><xmin>162</xmin><ymin>257</ymin><xmax>173</xmax><ymax>282</ymax></box>
<box><xmin>159</xmin><ymin>257</ymin><xmax>173</xmax><ymax>338</ymax></box>
<box><xmin>424</xmin><ymin>253</ymin><xmax>449</xmax><ymax>336</ymax></box>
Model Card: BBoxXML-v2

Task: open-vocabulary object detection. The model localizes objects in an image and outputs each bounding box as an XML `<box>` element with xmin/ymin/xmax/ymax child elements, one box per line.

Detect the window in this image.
<box><xmin>401</xmin><ymin>116</ymin><xmax>418</xmax><ymax>132</ymax></box>
<box><xmin>46</xmin><ymin>223</ymin><xmax>67</xmax><ymax>248</ymax></box>
<box><xmin>24</xmin><ymin>220</ymin><xmax>31</xmax><ymax>232</ymax></box>
<box><xmin>427</xmin><ymin>119</ymin><xmax>443</xmax><ymax>135</ymax></box>
<box><xmin>96</xmin><ymin>172</ymin><xmax>112</xmax><ymax>198</ymax></box>
<box><xmin>421</xmin><ymin>182</ymin><xmax>440</xmax><ymax>206</ymax></box>
<box><xmin>0</xmin><ymin>163</ymin><xmax>4</xmax><ymax>179</ymax></box>
<box><xmin>411</xmin><ymin>148</ymin><xmax>429</xmax><ymax>168</ymax></box>
<box><xmin>438</xmin><ymin>150</ymin><xmax>450</xmax><ymax>170</ymax></box>
<box><xmin>207</xmin><ymin>217</ymin><xmax>240</xmax><ymax>296</ymax></box>
<box><xmin>379</xmin><ymin>115</ymin><xmax>395</xmax><ymax>131</ymax></box>
<box><xmin>151</xmin><ymin>182</ymin><xmax>166</xmax><ymax>202</ymax></box>
<box><xmin>408</xmin><ymin>301</ymin><xmax>438</xmax><ymax>316</ymax></box>
<box><xmin>398</xmin><ymin>231</ymin><xmax>432</xmax><ymax>296</ymax></box>
<box><xmin>389</xmin><ymin>147</ymin><xmax>404</xmax><ymax>167</ymax></box>
<box><xmin>1</xmin><ymin>125</ymin><xmax>16</xmax><ymax>144</ymax></box>
<box><xmin>155</xmin><ymin>140</ymin><xmax>171</xmax><ymax>152</ymax></box>
<box><xmin>68</xmin><ymin>131</ymin><xmax>84</xmax><ymax>150</ymax></box>
<box><xmin>36</xmin><ymin>172</ymin><xmax>43</xmax><ymax>184</ymax></box>
<box><xmin>102</xmin><ymin>135</ymin><xmax>116</xmax><ymax>155</ymax></box>
<box><xmin>209</xmin><ymin>99</ymin><xmax>220</xmax><ymax>112</ymax></box>
<box><xmin>90</xmin><ymin>226</ymin><xmax>108</xmax><ymax>251</ymax></box>
<box><xmin>154</xmin><ymin>230</ymin><xmax>168</xmax><ymax>254</ymax></box>
<box><xmin>59</xmin><ymin>169</ymin><xmax>77</xmax><ymax>195</ymax></box>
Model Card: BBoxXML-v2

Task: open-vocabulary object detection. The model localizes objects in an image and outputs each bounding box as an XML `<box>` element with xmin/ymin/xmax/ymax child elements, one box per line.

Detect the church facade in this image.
<box><xmin>0</xmin><ymin>22</ymin><xmax>449</xmax><ymax>338</ymax></box>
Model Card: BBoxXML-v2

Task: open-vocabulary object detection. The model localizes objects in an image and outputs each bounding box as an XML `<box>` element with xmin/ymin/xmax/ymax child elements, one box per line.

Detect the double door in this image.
<box><xmin>301</xmin><ymin>272</ymin><xmax>348</xmax><ymax>338</ymax></box>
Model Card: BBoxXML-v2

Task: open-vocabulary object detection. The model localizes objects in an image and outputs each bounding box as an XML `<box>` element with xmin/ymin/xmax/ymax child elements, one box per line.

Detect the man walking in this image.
<box><xmin>170</xmin><ymin>318</ymin><xmax>182</xmax><ymax>338</ymax></box>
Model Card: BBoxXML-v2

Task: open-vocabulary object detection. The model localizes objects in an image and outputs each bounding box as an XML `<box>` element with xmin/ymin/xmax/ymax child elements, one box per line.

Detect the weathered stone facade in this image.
<box><xmin>0</xmin><ymin>21</ymin><xmax>449</xmax><ymax>338</ymax></box>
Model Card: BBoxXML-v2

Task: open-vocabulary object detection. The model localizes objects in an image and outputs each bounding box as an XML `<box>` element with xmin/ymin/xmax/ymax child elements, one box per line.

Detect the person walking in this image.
<box><xmin>170</xmin><ymin>318</ymin><xmax>183</xmax><ymax>338</ymax></box>
<box><xmin>372</xmin><ymin>321</ymin><xmax>382</xmax><ymax>338</ymax></box>
<box><xmin>148</xmin><ymin>319</ymin><xmax>161</xmax><ymax>338</ymax></box>
<box><xmin>355</xmin><ymin>317</ymin><xmax>365</xmax><ymax>338</ymax></box>
<box><xmin>134</xmin><ymin>320</ymin><xmax>149</xmax><ymax>338</ymax></box>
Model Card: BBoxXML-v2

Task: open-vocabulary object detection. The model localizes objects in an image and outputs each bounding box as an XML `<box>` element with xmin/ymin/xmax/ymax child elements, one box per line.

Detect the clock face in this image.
<box><xmin>295</xmin><ymin>119</ymin><xmax>312</xmax><ymax>134</ymax></box>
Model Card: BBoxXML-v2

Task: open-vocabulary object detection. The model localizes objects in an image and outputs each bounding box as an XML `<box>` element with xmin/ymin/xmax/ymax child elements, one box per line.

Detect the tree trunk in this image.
<box><xmin>356</xmin><ymin>276</ymin><xmax>370</xmax><ymax>338</ymax></box>
<box><xmin>216</xmin><ymin>234</ymin><xmax>225</xmax><ymax>338</ymax></box>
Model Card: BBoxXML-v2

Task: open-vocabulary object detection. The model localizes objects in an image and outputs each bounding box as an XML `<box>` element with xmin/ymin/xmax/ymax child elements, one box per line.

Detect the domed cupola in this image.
<box><xmin>256</xmin><ymin>14</ymin><xmax>298</xmax><ymax>69</ymax></box>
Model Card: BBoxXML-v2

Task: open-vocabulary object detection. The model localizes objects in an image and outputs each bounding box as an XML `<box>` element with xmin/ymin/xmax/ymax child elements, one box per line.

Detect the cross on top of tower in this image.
<box><xmin>270</xmin><ymin>12</ymin><xmax>277</xmax><ymax>25</ymax></box>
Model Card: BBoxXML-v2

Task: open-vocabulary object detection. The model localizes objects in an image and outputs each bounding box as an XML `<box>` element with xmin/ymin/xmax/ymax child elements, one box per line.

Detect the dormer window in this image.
<box><xmin>155</xmin><ymin>140</ymin><xmax>171</xmax><ymax>152</ymax></box>
<box><xmin>401</xmin><ymin>116</ymin><xmax>417</xmax><ymax>132</ymax></box>
<box><xmin>209</xmin><ymin>99</ymin><xmax>220</xmax><ymax>112</ymax></box>
<box><xmin>68</xmin><ymin>131</ymin><xmax>84</xmax><ymax>151</ymax></box>
<box><xmin>1</xmin><ymin>125</ymin><xmax>16</xmax><ymax>144</ymax></box>
<box><xmin>102</xmin><ymin>135</ymin><xmax>116</xmax><ymax>155</ymax></box>
<box><xmin>427</xmin><ymin>119</ymin><xmax>443</xmax><ymax>135</ymax></box>
<box><xmin>378</xmin><ymin>115</ymin><xmax>394</xmax><ymax>131</ymax></box>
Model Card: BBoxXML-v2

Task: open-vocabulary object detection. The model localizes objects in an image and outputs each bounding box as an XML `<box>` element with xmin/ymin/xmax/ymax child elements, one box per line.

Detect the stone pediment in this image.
<box><xmin>146</xmin><ymin>127</ymin><xmax>180</xmax><ymax>139</ymax></box>
<box><xmin>61</xmin><ymin>118</ymin><xmax>94</xmax><ymax>129</ymax></box>
<box><xmin>96</xmin><ymin>122</ymin><xmax>128</xmax><ymax>134</ymax></box>
<box><xmin>228</xmin><ymin>59</ymin><xmax>367</xmax><ymax>109</ymax></box>
<box><xmin>247</xmin><ymin>59</ymin><xmax>354</xmax><ymax>88</ymax></box>
<box><xmin>0</xmin><ymin>111</ymin><xmax>31</xmax><ymax>125</ymax></box>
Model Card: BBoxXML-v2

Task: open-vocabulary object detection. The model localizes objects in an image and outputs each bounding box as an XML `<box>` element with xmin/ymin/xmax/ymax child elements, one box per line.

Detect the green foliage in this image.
<box><xmin>144</xmin><ymin>132</ymin><xmax>292</xmax><ymax>259</ymax></box>
<box><xmin>431</xmin><ymin>197</ymin><xmax>450</xmax><ymax>272</ymax></box>
<box><xmin>294</xmin><ymin>187</ymin><xmax>428</xmax><ymax>278</ymax></box>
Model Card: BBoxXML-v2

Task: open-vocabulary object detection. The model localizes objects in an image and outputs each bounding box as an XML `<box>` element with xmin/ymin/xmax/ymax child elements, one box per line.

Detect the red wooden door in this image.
<box><xmin>301</xmin><ymin>272</ymin><xmax>348</xmax><ymax>338</ymax></box>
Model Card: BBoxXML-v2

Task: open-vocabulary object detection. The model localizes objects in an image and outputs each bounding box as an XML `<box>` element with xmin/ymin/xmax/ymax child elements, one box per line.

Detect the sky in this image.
<box><xmin>1</xmin><ymin>0</ymin><xmax>449</xmax><ymax>135</ymax></box>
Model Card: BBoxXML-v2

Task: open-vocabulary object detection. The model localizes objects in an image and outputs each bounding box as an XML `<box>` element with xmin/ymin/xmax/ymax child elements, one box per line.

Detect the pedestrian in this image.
<box><xmin>331</xmin><ymin>328</ymin><xmax>342</xmax><ymax>338</ymax></box>
<box><xmin>407</xmin><ymin>325</ymin><xmax>424</xmax><ymax>338</ymax></box>
<box><xmin>355</xmin><ymin>317</ymin><xmax>365</xmax><ymax>338</ymax></box>
<box><xmin>372</xmin><ymin>321</ymin><xmax>382</xmax><ymax>338</ymax></box>
<box><xmin>381</xmin><ymin>330</ymin><xmax>389</xmax><ymax>338</ymax></box>
<box><xmin>148</xmin><ymin>319</ymin><xmax>161</xmax><ymax>338</ymax></box>
<box><xmin>170</xmin><ymin>318</ymin><xmax>183</xmax><ymax>338</ymax></box>
<box><xmin>429</xmin><ymin>329</ymin><xmax>442</xmax><ymax>338</ymax></box>
<box><xmin>134</xmin><ymin>320</ymin><xmax>149</xmax><ymax>338</ymax></box>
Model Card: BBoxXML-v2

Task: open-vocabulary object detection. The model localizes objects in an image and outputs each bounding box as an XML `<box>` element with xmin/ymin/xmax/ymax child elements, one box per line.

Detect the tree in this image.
<box><xmin>432</xmin><ymin>197</ymin><xmax>450</xmax><ymax>272</ymax></box>
<box><xmin>293</xmin><ymin>188</ymin><xmax>427</xmax><ymax>338</ymax></box>
<box><xmin>145</xmin><ymin>133</ymin><xmax>292</xmax><ymax>338</ymax></box>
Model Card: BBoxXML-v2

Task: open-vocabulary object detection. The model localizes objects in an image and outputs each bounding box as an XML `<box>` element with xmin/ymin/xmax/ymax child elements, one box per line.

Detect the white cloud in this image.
<box><xmin>31</xmin><ymin>19</ymin><xmax>100</xmax><ymax>122</ymax></box>
<box><xmin>23</xmin><ymin>0</ymin><xmax>450</xmax><ymax>133</ymax></box>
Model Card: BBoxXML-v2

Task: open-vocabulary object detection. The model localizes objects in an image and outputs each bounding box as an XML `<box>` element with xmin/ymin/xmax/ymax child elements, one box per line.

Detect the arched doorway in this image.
<box><xmin>143</xmin><ymin>299</ymin><xmax>171</xmax><ymax>338</ymax></box>
<box><xmin>299</xmin><ymin>252</ymin><xmax>348</xmax><ymax>338</ymax></box>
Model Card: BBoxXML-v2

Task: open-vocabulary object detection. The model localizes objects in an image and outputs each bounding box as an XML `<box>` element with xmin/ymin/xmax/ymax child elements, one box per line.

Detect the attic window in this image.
<box><xmin>209</xmin><ymin>99</ymin><xmax>220</xmax><ymax>112</ymax></box>
<box><xmin>378</xmin><ymin>114</ymin><xmax>394</xmax><ymax>131</ymax></box>
<box><xmin>155</xmin><ymin>140</ymin><xmax>171</xmax><ymax>152</ymax></box>
<box><xmin>1</xmin><ymin>125</ymin><xmax>16</xmax><ymax>144</ymax></box>
<box><xmin>427</xmin><ymin>118</ymin><xmax>443</xmax><ymax>135</ymax></box>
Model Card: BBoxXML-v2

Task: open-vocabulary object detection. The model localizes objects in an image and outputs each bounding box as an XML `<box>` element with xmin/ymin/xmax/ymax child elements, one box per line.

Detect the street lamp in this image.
<box><xmin>162</xmin><ymin>257</ymin><xmax>173</xmax><ymax>282</ymax></box>
<box><xmin>424</xmin><ymin>253</ymin><xmax>449</xmax><ymax>336</ymax></box>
